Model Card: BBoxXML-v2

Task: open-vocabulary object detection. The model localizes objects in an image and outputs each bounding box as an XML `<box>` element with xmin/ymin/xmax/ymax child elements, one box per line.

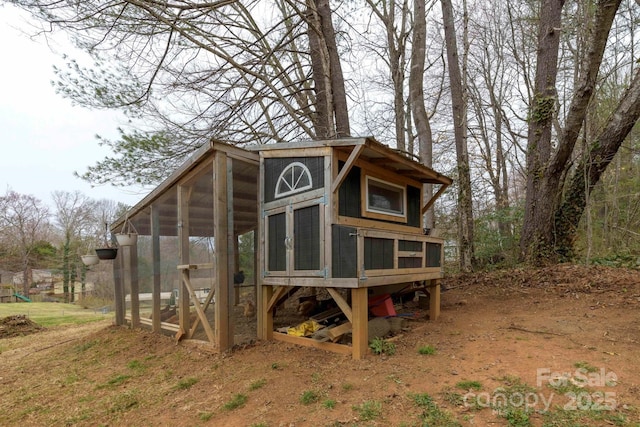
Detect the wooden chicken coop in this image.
<box><xmin>109</xmin><ymin>137</ymin><xmax>451</xmax><ymax>359</ymax></box>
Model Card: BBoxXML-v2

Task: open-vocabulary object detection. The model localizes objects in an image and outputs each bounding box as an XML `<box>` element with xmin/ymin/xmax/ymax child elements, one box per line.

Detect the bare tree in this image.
<box><xmin>10</xmin><ymin>0</ymin><xmax>350</xmax><ymax>186</ymax></box>
<box><xmin>441</xmin><ymin>0</ymin><xmax>475</xmax><ymax>271</ymax></box>
<box><xmin>0</xmin><ymin>190</ymin><xmax>51</xmax><ymax>296</ymax></box>
<box><xmin>52</xmin><ymin>191</ymin><xmax>97</xmax><ymax>302</ymax></box>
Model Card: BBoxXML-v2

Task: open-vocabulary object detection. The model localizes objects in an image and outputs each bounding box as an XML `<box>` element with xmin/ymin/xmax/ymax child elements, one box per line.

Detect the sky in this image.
<box><xmin>0</xmin><ymin>6</ymin><xmax>149</xmax><ymax>210</ymax></box>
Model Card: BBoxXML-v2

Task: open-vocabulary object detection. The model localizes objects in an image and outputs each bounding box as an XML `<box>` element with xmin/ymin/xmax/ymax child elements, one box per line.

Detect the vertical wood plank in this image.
<box><xmin>351</xmin><ymin>287</ymin><xmax>368</xmax><ymax>360</ymax></box>
<box><xmin>429</xmin><ymin>279</ymin><xmax>441</xmax><ymax>321</ymax></box>
<box><xmin>261</xmin><ymin>285</ymin><xmax>274</xmax><ymax>340</ymax></box>
<box><xmin>234</xmin><ymin>233</ymin><xmax>240</xmax><ymax>306</ymax></box>
<box><xmin>226</xmin><ymin>156</ymin><xmax>236</xmax><ymax>346</ymax></box>
<box><xmin>130</xmin><ymin>243</ymin><xmax>140</xmax><ymax>328</ymax></box>
<box><xmin>178</xmin><ymin>184</ymin><xmax>191</xmax><ymax>337</ymax></box>
<box><xmin>151</xmin><ymin>204</ymin><xmax>161</xmax><ymax>333</ymax></box>
<box><xmin>113</xmin><ymin>250</ymin><xmax>125</xmax><ymax>326</ymax></box>
<box><xmin>214</xmin><ymin>151</ymin><xmax>231</xmax><ymax>350</ymax></box>
<box><xmin>256</xmin><ymin>157</ymin><xmax>266</xmax><ymax>340</ymax></box>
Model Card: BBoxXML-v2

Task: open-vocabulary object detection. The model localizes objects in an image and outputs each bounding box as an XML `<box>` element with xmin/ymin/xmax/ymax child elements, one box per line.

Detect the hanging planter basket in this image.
<box><xmin>81</xmin><ymin>254</ymin><xmax>100</xmax><ymax>266</ymax></box>
<box><xmin>95</xmin><ymin>248</ymin><xmax>118</xmax><ymax>260</ymax></box>
<box><xmin>115</xmin><ymin>232</ymin><xmax>137</xmax><ymax>246</ymax></box>
<box><xmin>115</xmin><ymin>218</ymin><xmax>138</xmax><ymax>247</ymax></box>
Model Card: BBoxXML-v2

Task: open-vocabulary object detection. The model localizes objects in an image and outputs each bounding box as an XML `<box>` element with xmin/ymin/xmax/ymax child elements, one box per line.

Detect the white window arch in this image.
<box><xmin>274</xmin><ymin>161</ymin><xmax>313</xmax><ymax>198</ymax></box>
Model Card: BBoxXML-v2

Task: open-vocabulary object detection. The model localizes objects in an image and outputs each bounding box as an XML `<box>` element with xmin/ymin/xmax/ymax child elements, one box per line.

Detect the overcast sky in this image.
<box><xmin>0</xmin><ymin>6</ymin><xmax>149</xmax><ymax>209</ymax></box>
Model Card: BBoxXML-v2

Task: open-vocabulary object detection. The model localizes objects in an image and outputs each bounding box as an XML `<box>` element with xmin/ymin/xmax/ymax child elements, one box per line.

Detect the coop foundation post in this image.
<box><xmin>351</xmin><ymin>287</ymin><xmax>369</xmax><ymax>359</ymax></box>
<box><xmin>428</xmin><ymin>279</ymin><xmax>441</xmax><ymax>320</ymax></box>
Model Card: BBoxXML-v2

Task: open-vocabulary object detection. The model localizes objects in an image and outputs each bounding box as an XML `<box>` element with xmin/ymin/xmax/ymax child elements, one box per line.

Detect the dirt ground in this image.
<box><xmin>1</xmin><ymin>264</ymin><xmax>639</xmax><ymax>426</ymax></box>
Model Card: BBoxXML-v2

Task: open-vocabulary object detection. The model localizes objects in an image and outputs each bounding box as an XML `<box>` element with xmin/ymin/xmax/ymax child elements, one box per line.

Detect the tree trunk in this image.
<box><xmin>520</xmin><ymin>0</ymin><xmax>622</xmax><ymax>263</ymax></box>
<box><xmin>306</xmin><ymin>0</ymin><xmax>334</xmax><ymax>139</ymax></box>
<box><xmin>441</xmin><ymin>0</ymin><xmax>475</xmax><ymax>271</ymax></box>
<box><xmin>520</xmin><ymin>0</ymin><xmax>565</xmax><ymax>263</ymax></box>
<box><xmin>316</xmin><ymin>0</ymin><xmax>350</xmax><ymax>137</ymax></box>
<box><xmin>410</xmin><ymin>0</ymin><xmax>435</xmax><ymax>229</ymax></box>
<box><xmin>555</xmin><ymin>67</ymin><xmax>640</xmax><ymax>257</ymax></box>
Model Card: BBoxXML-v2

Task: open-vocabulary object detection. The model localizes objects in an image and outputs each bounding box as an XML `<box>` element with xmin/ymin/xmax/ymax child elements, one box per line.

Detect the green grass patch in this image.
<box><xmin>352</xmin><ymin>400</ymin><xmax>382</xmax><ymax>421</ymax></box>
<box><xmin>199</xmin><ymin>411</ymin><xmax>213</xmax><ymax>421</ymax></box>
<box><xmin>456</xmin><ymin>380</ymin><xmax>482</xmax><ymax>391</ymax></box>
<box><xmin>174</xmin><ymin>377</ymin><xmax>199</xmax><ymax>390</ymax></box>
<box><xmin>418</xmin><ymin>345</ymin><xmax>437</xmax><ymax>355</ymax></box>
<box><xmin>574</xmin><ymin>361</ymin><xmax>598</xmax><ymax>373</ymax></box>
<box><xmin>0</xmin><ymin>302</ymin><xmax>112</xmax><ymax>327</ymax></box>
<box><xmin>323</xmin><ymin>399</ymin><xmax>336</xmax><ymax>409</ymax></box>
<box><xmin>127</xmin><ymin>359</ymin><xmax>145</xmax><ymax>371</ymax></box>
<box><xmin>300</xmin><ymin>390</ymin><xmax>319</xmax><ymax>405</ymax></box>
<box><xmin>249</xmin><ymin>378</ymin><xmax>267</xmax><ymax>391</ymax></box>
<box><xmin>223</xmin><ymin>393</ymin><xmax>248</xmax><ymax>411</ymax></box>
<box><xmin>369</xmin><ymin>337</ymin><xmax>396</xmax><ymax>355</ymax></box>
<box><xmin>410</xmin><ymin>393</ymin><xmax>461</xmax><ymax>426</ymax></box>
<box><xmin>441</xmin><ymin>387</ymin><xmax>464</xmax><ymax>406</ymax></box>
<box><xmin>492</xmin><ymin>376</ymin><xmax>537</xmax><ymax>426</ymax></box>
<box><xmin>342</xmin><ymin>383</ymin><xmax>354</xmax><ymax>391</ymax></box>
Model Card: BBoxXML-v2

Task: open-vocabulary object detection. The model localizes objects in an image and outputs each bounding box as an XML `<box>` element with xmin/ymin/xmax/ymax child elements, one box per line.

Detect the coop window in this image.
<box><xmin>365</xmin><ymin>176</ymin><xmax>406</xmax><ymax>219</ymax></box>
<box><xmin>274</xmin><ymin>162</ymin><xmax>313</xmax><ymax>199</ymax></box>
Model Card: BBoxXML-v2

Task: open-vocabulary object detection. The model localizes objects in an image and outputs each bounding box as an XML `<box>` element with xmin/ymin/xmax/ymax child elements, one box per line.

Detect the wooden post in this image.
<box><xmin>256</xmin><ymin>157</ymin><xmax>266</xmax><ymax>340</ymax></box>
<box><xmin>129</xmin><ymin>243</ymin><xmax>140</xmax><ymax>328</ymax></box>
<box><xmin>428</xmin><ymin>279</ymin><xmax>441</xmax><ymax>321</ymax></box>
<box><xmin>351</xmin><ymin>287</ymin><xmax>369</xmax><ymax>359</ymax></box>
<box><xmin>214</xmin><ymin>151</ymin><xmax>231</xmax><ymax>350</ymax></box>
<box><xmin>234</xmin><ymin>233</ymin><xmax>240</xmax><ymax>306</ymax></box>
<box><xmin>151</xmin><ymin>204</ymin><xmax>161</xmax><ymax>333</ymax></box>
<box><xmin>113</xmin><ymin>250</ymin><xmax>125</xmax><ymax>326</ymax></box>
<box><xmin>177</xmin><ymin>185</ymin><xmax>192</xmax><ymax>338</ymax></box>
<box><xmin>261</xmin><ymin>285</ymin><xmax>274</xmax><ymax>340</ymax></box>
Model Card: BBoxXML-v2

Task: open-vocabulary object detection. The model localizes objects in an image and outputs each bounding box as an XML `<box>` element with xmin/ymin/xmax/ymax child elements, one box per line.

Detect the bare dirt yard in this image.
<box><xmin>1</xmin><ymin>264</ymin><xmax>639</xmax><ymax>426</ymax></box>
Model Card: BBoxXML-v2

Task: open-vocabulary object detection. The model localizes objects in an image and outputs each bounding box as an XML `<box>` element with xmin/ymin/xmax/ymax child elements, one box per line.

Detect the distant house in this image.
<box><xmin>12</xmin><ymin>269</ymin><xmax>59</xmax><ymax>288</ymax></box>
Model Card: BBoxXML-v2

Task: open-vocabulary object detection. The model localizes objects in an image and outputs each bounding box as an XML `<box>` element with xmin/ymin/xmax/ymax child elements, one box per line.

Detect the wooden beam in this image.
<box><xmin>129</xmin><ymin>243</ymin><xmax>140</xmax><ymax>328</ymax></box>
<box><xmin>151</xmin><ymin>205</ymin><xmax>161</xmax><ymax>333</ymax></box>
<box><xmin>272</xmin><ymin>332</ymin><xmax>353</xmax><ymax>355</ymax></box>
<box><xmin>351</xmin><ymin>287</ymin><xmax>369</xmax><ymax>360</ymax></box>
<box><xmin>113</xmin><ymin>250</ymin><xmax>125</xmax><ymax>326</ymax></box>
<box><xmin>177</xmin><ymin>184</ymin><xmax>192</xmax><ymax>340</ymax></box>
<box><xmin>326</xmin><ymin>288</ymin><xmax>353</xmax><ymax>323</ymax></box>
<box><xmin>421</xmin><ymin>183</ymin><xmax>450</xmax><ymax>215</ymax></box>
<box><xmin>214</xmin><ymin>151</ymin><xmax>232</xmax><ymax>351</ymax></box>
<box><xmin>267</xmin><ymin>286</ymin><xmax>292</xmax><ymax>312</ymax></box>
<box><xmin>180</xmin><ymin>269</ymin><xmax>216</xmax><ymax>342</ymax></box>
<box><xmin>428</xmin><ymin>279</ymin><xmax>441</xmax><ymax>321</ymax></box>
<box><xmin>331</xmin><ymin>144</ymin><xmax>365</xmax><ymax>194</ymax></box>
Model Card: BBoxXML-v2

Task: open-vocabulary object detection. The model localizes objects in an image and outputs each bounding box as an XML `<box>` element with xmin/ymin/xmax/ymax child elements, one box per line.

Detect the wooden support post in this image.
<box><xmin>326</xmin><ymin>288</ymin><xmax>352</xmax><ymax>323</ymax></box>
<box><xmin>113</xmin><ymin>250</ymin><xmax>125</xmax><ymax>326</ymax></box>
<box><xmin>428</xmin><ymin>279</ymin><xmax>441</xmax><ymax>320</ymax></box>
<box><xmin>214</xmin><ymin>151</ymin><xmax>232</xmax><ymax>350</ymax></box>
<box><xmin>130</xmin><ymin>243</ymin><xmax>140</xmax><ymax>328</ymax></box>
<box><xmin>234</xmin><ymin>233</ymin><xmax>240</xmax><ymax>306</ymax></box>
<box><xmin>151</xmin><ymin>205</ymin><xmax>161</xmax><ymax>333</ymax></box>
<box><xmin>177</xmin><ymin>185</ymin><xmax>192</xmax><ymax>339</ymax></box>
<box><xmin>351</xmin><ymin>287</ymin><xmax>369</xmax><ymax>360</ymax></box>
<box><xmin>261</xmin><ymin>285</ymin><xmax>274</xmax><ymax>340</ymax></box>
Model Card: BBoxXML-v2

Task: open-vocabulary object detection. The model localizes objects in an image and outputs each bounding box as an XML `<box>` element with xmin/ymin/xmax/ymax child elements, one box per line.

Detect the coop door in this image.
<box><xmin>265</xmin><ymin>199</ymin><xmax>324</xmax><ymax>277</ymax></box>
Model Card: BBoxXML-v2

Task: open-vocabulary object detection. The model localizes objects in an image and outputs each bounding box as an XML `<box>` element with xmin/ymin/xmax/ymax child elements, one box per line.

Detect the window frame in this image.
<box><xmin>362</xmin><ymin>175</ymin><xmax>407</xmax><ymax>223</ymax></box>
<box><xmin>274</xmin><ymin>161</ymin><xmax>313</xmax><ymax>199</ymax></box>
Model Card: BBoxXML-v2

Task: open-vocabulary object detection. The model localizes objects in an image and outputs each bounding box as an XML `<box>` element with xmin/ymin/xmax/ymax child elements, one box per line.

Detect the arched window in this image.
<box><xmin>274</xmin><ymin>162</ymin><xmax>313</xmax><ymax>198</ymax></box>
